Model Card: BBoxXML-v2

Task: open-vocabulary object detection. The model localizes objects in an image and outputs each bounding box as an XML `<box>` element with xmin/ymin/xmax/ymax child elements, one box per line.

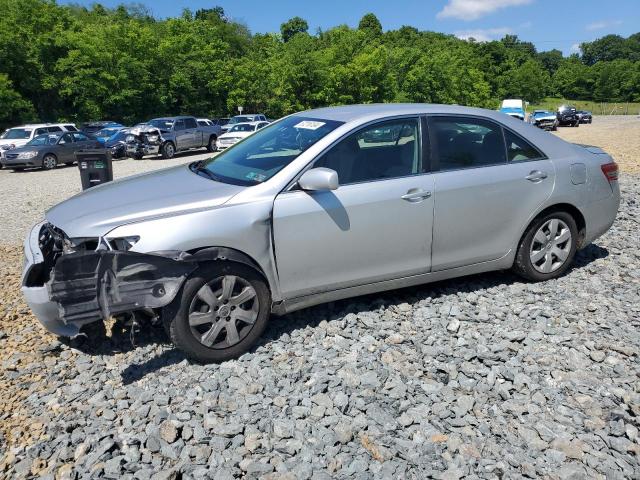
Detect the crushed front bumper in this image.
<box><xmin>21</xmin><ymin>222</ymin><xmax>197</xmax><ymax>337</ymax></box>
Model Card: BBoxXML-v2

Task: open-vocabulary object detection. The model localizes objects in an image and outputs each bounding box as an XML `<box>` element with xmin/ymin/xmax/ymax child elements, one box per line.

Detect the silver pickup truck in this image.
<box><xmin>129</xmin><ymin>116</ymin><xmax>222</xmax><ymax>159</ymax></box>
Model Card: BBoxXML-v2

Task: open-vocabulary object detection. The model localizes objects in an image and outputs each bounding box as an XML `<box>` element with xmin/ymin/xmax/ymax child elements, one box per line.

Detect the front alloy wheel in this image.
<box><xmin>164</xmin><ymin>262</ymin><xmax>270</xmax><ymax>363</ymax></box>
<box><xmin>189</xmin><ymin>275</ymin><xmax>259</xmax><ymax>348</ymax></box>
<box><xmin>42</xmin><ymin>154</ymin><xmax>57</xmax><ymax>170</ymax></box>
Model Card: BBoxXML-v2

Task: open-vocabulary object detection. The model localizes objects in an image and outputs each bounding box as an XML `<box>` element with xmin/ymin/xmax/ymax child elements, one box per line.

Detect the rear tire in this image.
<box><xmin>513</xmin><ymin>211</ymin><xmax>578</xmax><ymax>282</ymax></box>
<box><xmin>206</xmin><ymin>135</ymin><xmax>217</xmax><ymax>152</ymax></box>
<box><xmin>163</xmin><ymin>262</ymin><xmax>271</xmax><ymax>363</ymax></box>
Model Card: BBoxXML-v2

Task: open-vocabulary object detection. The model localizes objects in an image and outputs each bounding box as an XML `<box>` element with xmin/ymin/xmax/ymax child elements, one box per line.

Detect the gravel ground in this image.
<box><xmin>0</xmin><ymin>118</ymin><xmax>639</xmax><ymax>479</ymax></box>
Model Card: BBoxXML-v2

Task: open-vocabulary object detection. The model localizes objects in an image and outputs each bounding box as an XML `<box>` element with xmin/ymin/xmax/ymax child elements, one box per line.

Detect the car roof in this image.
<box><xmin>10</xmin><ymin>123</ymin><xmax>75</xmax><ymax>128</ymax></box>
<box><xmin>295</xmin><ymin>103</ymin><xmax>525</xmax><ymax>124</ymax></box>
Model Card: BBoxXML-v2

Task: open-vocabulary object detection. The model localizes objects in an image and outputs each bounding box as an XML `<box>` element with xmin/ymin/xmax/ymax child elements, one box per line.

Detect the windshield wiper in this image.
<box><xmin>190</xmin><ymin>160</ymin><xmax>223</xmax><ymax>182</ymax></box>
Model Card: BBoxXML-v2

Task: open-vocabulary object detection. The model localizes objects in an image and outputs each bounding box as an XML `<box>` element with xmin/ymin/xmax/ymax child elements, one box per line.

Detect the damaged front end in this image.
<box><xmin>22</xmin><ymin>222</ymin><xmax>196</xmax><ymax>337</ymax></box>
<box><xmin>125</xmin><ymin>126</ymin><xmax>164</xmax><ymax>158</ymax></box>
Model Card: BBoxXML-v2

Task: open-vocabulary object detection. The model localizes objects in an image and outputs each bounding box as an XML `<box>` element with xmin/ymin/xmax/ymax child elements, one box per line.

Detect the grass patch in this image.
<box><xmin>528</xmin><ymin>98</ymin><xmax>640</xmax><ymax>116</ymax></box>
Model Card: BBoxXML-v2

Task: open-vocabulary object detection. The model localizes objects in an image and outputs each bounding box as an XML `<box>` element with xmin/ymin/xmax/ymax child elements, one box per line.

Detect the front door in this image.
<box><xmin>428</xmin><ymin>115</ymin><xmax>556</xmax><ymax>271</ymax></box>
<box><xmin>272</xmin><ymin>117</ymin><xmax>435</xmax><ymax>300</ymax></box>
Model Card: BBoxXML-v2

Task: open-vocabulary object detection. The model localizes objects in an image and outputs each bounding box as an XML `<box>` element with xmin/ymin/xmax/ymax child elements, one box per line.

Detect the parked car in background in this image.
<box><xmin>0</xmin><ymin>123</ymin><xmax>78</xmax><ymax>167</ymax></box>
<box><xmin>576</xmin><ymin>110</ymin><xmax>593</xmax><ymax>124</ymax></box>
<box><xmin>556</xmin><ymin>105</ymin><xmax>580</xmax><ymax>127</ymax></box>
<box><xmin>1</xmin><ymin>131</ymin><xmax>97</xmax><ymax>170</ymax></box>
<box><xmin>529</xmin><ymin>110</ymin><xmax>558</xmax><ymax>131</ymax></box>
<box><xmin>214</xmin><ymin>118</ymin><xmax>230</xmax><ymax>128</ymax></box>
<box><xmin>499</xmin><ymin>99</ymin><xmax>526</xmax><ymax>121</ymax></box>
<box><xmin>21</xmin><ymin>104</ymin><xmax>620</xmax><ymax>362</ymax></box>
<box><xmin>93</xmin><ymin>126</ymin><xmax>126</xmax><ymax>144</ymax></box>
<box><xmin>216</xmin><ymin>121</ymin><xmax>270</xmax><ymax>150</ymax></box>
<box><xmin>81</xmin><ymin>121</ymin><xmax>123</xmax><ymax>136</ymax></box>
<box><xmin>221</xmin><ymin>114</ymin><xmax>267</xmax><ymax>132</ymax></box>
<box><xmin>104</xmin><ymin>128</ymin><xmax>131</xmax><ymax>159</ymax></box>
<box><xmin>131</xmin><ymin>116</ymin><xmax>222</xmax><ymax>159</ymax></box>
<box><xmin>197</xmin><ymin>118</ymin><xmax>214</xmax><ymax>127</ymax></box>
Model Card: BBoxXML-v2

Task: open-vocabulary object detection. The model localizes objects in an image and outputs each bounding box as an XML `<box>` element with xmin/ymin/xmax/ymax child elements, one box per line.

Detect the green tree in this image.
<box><xmin>358</xmin><ymin>13</ymin><xmax>382</xmax><ymax>37</ymax></box>
<box><xmin>280</xmin><ymin>16</ymin><xmax>308</xmax><ymax>42</ymax></box>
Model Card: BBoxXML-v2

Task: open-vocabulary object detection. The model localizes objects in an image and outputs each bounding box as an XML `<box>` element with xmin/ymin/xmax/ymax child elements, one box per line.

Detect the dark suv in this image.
<box><xmin>556</xmin><ymin>105</ymin><xmax>580</xmax><ymax>127</ymax></box>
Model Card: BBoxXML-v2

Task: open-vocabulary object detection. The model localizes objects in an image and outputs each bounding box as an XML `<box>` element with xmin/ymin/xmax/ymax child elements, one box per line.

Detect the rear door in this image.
<box><xmin>428</xmin><ymin>115</ymin><xmax>555</xmax><ymax>271</ymax></box>
<box><xmin>272</xmin><ymin>116</ymin><xmax>435</xmax><ymax>299</ymax></box>
<box><xmin>184</xmin><ymin>117</ymin><xmax>201</xmax><ymax>147</ymax></box>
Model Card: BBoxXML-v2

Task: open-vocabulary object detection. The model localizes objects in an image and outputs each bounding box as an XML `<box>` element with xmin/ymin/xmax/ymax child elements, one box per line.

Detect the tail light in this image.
<box><xmin>600</xmin><ymin>162</ymin><xmax>619</xmax><ymax>183</ymax></box>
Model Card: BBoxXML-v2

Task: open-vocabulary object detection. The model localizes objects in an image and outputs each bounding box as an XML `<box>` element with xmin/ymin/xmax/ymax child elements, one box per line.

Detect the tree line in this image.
<box><xmin>1</xmin><ymin>1</ymin><xmax>639</xmax><ymax>128</ymax></box>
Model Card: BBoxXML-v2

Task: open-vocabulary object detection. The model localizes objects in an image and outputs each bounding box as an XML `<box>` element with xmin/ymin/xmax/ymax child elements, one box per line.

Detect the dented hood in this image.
<box><xmin>46</xmin><ymin>164</ymin><xmax>245</xmax><ymax>238</ymax></box>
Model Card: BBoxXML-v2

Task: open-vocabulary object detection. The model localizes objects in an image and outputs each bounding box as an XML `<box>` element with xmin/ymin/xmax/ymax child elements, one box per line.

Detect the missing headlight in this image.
<box><xmin>108</xmin><ymin>236</ymin><xmax>140</xmax><ymax>251</ymax></box>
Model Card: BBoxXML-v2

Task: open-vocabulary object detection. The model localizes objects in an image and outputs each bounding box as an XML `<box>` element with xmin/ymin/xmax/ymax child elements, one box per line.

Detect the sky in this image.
<box><xmin>59</xmin><ymin>0</ymin><xmax>639</xmax><ymax>55</ymax></box>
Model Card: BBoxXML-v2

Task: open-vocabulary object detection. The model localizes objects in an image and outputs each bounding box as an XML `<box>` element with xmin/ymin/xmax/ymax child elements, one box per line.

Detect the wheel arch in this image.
<box><xmin>187</xmin><ymin>246</ymin><xmax>271</xmax><ymax>288</ymax></box>
<box><xmin>522</xmin><ymin>203</ymin><xmax>587</xmax><ymax>249</ymax></box>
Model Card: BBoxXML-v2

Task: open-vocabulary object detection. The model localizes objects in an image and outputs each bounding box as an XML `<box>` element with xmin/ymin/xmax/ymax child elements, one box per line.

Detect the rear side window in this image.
<box><xmin>504</xmin><ymin>130</ymin><xmax>544</xmax><ymax>162</ymax></box>
<box><xmin>314</xmin><ymin>118</ymin><xmax>420</xmax><ymax>185</ymax></box>
<box><xmin>197</xmin><ymin>120</ymin><xmax>208</xmax><ymax>127</ymax></box>
<box><xmin>431</xmin><ymin>116</ymin><xmax>506</xmax><ymax>171</ymax></box>
<box><xmin>185</xmin><ymin>118</ymin><xmax>197</xmax><ymax>129</ymax></box>
<box><xmin>64</xmin><ymin>125</ymin><xmax>78</xmax><ymax>132</ymax></box>
<box><xmin>47</xmin><ymin>126</ymin><xmax>62</xmax><ymax>133</ymax></box>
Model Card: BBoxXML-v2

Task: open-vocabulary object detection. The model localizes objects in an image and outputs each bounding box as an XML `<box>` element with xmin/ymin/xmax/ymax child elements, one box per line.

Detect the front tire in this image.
<box><xmin>164</xmin><ymin>262</ymin><xmax>271</xmax><ymax>363</ymax></box>
<box><xmin>513</xmin><ymin>211</ymin><xmax>578</xmax><ymax>282</ymax></box>
<box><xmin>161</xmin><ymin>142</ymin><xmax>176</xmax><ymax>159</ymax></box>
<box><xmin>42</xmin><ymin>154</ymin><xmax>57</xmax><ymax>170</ymax></box>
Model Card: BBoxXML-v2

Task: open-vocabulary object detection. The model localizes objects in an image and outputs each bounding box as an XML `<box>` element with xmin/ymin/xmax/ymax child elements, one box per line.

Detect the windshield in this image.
<box><xmin>197</xmin><ymin>116</ymin><xmax>343</xmax><ymax>186</ymax></box>
<box><xmin>95</xmin><ymin>127</ymin><xmax>121</xmax><ymax>138</ymax></box>
<box><xmin>148</xmin><ymin>119</ymin><xmax>174</xmax><ymax>130</ymax></box>
<box><xmin>228</xmin><ymin>116</ymin><xmax>251</xmax><ymax>124</ymax></box>
<box><xmin>2</xmin><ymin>128</ymin><xmax>32</xmax><ymax>139</ymax></box>
<box><xmin>27</xmin><ymin>134</ymin><xmax>60</xmax><ymax>146</ymax></box>
<box><xmin>229</xmin><ymin>124</ymin><xmax>256</xmax><ymax>133</ymax></box>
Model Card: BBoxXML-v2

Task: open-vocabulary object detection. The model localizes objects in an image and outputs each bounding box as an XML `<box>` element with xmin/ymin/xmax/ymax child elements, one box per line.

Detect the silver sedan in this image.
<box><xmin>21</xmin><ymin>104</ymin><xmax>620</xmax><ymax>362</ymax></box>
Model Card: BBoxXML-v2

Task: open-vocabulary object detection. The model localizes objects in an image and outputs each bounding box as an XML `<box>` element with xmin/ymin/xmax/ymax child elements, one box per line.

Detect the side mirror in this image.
<box><xmin>298</xmin><ymin>167</ymin><xmax>339</xmax><ymax>191</ymax></box>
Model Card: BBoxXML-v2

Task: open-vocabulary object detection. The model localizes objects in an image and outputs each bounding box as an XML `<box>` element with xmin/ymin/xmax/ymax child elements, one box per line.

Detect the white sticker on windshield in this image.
<box><xmin>294</xmin><ymin>120</ymin><xmax>325</xmax><ymax>130</ymax></box>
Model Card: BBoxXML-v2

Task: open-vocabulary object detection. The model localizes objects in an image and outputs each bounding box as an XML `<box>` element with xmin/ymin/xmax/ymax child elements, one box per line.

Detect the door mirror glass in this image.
<box><xmin>298</xmin><ymin>167</ymin><xmax>339</xmax><ymax>191</ymax></box>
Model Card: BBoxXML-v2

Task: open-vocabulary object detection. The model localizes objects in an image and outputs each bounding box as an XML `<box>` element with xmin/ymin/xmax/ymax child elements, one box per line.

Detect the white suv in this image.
<box><xmin>0</xmin><ymin>123</ymin><xmax>79</xmax><ymax>162</ymax></box>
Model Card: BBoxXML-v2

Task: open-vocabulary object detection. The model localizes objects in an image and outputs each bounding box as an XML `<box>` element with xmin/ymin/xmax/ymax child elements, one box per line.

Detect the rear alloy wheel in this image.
<box><xmin>513</xmin><ymin>211</ymin><xmax>578</xmax><ymax>281</ymax></box>
<box><xmin>161</xmin><ymin>142</ymin><xmax>175</xmax><ymax>159</ymax></box>
<box><xmin>42</xmin><ymin>154</ymin><xmax>57</xmax><ymax>170</ymax></box>
<box><xmin>164</xmin><ymin>262</ymin><xmax>270</xmax><ymax>363</ymax></box>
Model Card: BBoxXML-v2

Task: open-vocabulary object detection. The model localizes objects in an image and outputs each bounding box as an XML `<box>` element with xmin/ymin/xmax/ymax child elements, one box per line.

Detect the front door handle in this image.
<box><xmin>525</xmin><ymin>170</ymin><xmax>548</xmax><ymax>182</ymax></box>
<box><xmin>401</xmin><ymin>189</ymin><xmax>432</xmax><ymax>202</ymax></box>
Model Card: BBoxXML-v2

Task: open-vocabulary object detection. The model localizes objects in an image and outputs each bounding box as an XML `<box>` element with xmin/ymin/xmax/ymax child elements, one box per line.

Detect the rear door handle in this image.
<box><xmin>525</xmin><ymin>170</ymin><xmax>548</xmax><ymax>182</ymax></box>
<box><xmin>401</xmin><ymin>189</ymin><xmax>432</xmax><ymax>202</ymax></box>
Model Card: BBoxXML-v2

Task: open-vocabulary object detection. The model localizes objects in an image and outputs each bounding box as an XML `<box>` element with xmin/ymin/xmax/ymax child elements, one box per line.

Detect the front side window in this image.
<box><xmin>59</xmin><ymin>133</ymin><xmax>73</xmax><ymax>144</ymax></box>
<box><xmin>185</xmin><ymin>118</ymin><xmax>197</xmax><ymax>129</ymax></box>
<box><xmin>504</xmin><ymin>130</ymin><xmax>544</xmax><ymax>162</ymax></box>
<box><xmin>431</xmin><ymin>116</ymin><xmax>506</xmax><ymax>171</ymax></box>
<box><xmin>197</xmin><ymin>116</ymin><xmax>343</xmax><ymax>186</ymax></box>
<box><xmin>174</xmin><ymin>120</ymin><xmax>185</xmax><ymax>131</ymax></box>
<box><xmin>314</xmin><ymin>118</ymin><xmax>420</xmax><ymax>185</ymax></box>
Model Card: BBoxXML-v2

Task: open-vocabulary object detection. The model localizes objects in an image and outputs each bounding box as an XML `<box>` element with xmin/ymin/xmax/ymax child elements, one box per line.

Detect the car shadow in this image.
<box><xmin>63</xmin><ymin>243</ymin><xmax>608</xmax><ymax>383</ymax></box>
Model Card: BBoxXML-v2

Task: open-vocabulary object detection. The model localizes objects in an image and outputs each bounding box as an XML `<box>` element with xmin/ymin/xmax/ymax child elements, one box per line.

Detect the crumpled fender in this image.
<box><xmin>47</xmin><ymin>247</ymin><xmax>269</xmax><ymax>326</ymax></box>
<box><xmin>48</xmin><ymin>250</ymin><xmax>197</xmax><ymax>324</ymax></box>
